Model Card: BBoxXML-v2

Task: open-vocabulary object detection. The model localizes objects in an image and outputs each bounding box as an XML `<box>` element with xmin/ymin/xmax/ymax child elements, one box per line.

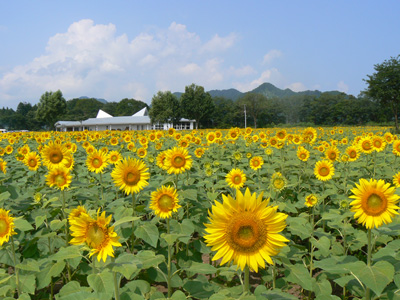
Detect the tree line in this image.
<box><xmin>1</xmin><ymin>54</ymin><xmax>399</xmax><ymax>131</ymax></box>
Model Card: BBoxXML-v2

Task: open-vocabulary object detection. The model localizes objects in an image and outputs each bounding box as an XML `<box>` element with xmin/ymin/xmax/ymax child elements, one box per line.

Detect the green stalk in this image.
<box><xmin>131</xmin><ymin>193</ymin><xmax>136</xmax><ymax>253</ymax></box>
<box><xmin>366</xmin><ymin>229</ymin><xmax>372</xmax><ymax>300</ymax></box>
<box><xmin>113</xmin><ymin>267</ymin><xmax>120</xmax><ymax>300</ymax></box>
<box><xmin>100</xmin><ymin>172</ymin><xmax>104</xmax><ymax>205</ymax></box>
<box><xmin>272</xmin><ymin>262</ymin><xmax>276</xmax><ymax>289</ymax></box>
<box><xmin>167</xmin><ymin>218</ymin><xmax>172</xmax><ymax>298</ymax></box>
<box><xmin>92</xmin><ymin>256</ymin><xmax>97</xmax><ymax>274</ymax></box>
<box><xmin>244</xmin><ymin>265</ymin><xmax>250</xmax><ymax>293</ymax></box>
<box><xmin>10</xmin><ymin>236</ymin><xmax>20</xmax><ymax>297</ymax></box>
<box><xmin>61</xmin><ymin>190</ymin><xmax>72</xmax><ymax>282</ymax></box>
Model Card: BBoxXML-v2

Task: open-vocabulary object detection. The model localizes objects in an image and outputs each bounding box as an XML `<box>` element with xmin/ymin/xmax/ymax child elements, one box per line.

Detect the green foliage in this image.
<box><xmin>36</xmin><ymin>90</ymin><xmax>67</xmax><ymax>130</ymax></box>
<box><xmin>149</xmin><ymin>91</ymin><xmax>181</xmax><ymax>125</ymax></box>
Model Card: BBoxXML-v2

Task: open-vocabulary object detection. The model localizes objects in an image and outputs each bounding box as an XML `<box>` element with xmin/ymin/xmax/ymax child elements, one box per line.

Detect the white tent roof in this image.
<box><xmin>132</xmin><ymin>107</ymin><xmax>148</xmax><ymax>117</ymax></box>
<box><xmin>96</xmin><ymin>109</ymin><xmax>113</xmax><ymax>118</ymax></box>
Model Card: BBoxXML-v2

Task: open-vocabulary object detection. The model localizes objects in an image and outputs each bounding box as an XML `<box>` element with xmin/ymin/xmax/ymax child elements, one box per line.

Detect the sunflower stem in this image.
<box><xmin>131</xmin><ymin>193</ymin><xmax>136</xmax><ymax>253</ymax></box>
<box><xmin>61</xmin><ymin>190</ymin><xmax>72</xmax><ymax>282</ymax></box>
<box><xmin>113</xmin><ymin>263</ymin><xmax>121</xmax><ymax>300</ymax></box>
<box><xmin>10</xmin><ymin>235</ymin><xmax>20</xmax><ymax>298</ymax></box>
<box><xmin>272</xmin><ymin>262</ymin><xmax>276</xmax><ymax>289</ymax></box>
<box><xmin>100</xmin><ymin>172</ymin><xmax>104</xmax><ymax>206</ymax></box>
<box><xmin>366</xmin><ymin>229</ymin><xmax>372</xmax><ymax>300</ymax></box>
<box><xmin>92</xmin><ymin>256</ymin><xmax>97</xmax><ymax>274</ymax></box>
<box><xmin>244</xmin><ymin>265</ymin><xmax>250</xmax><ymax>294</ymax></box>
<box><xmin>167</xmin><ymin>218</ymin><xmax>172</xmax><ymax>298</ymax></box>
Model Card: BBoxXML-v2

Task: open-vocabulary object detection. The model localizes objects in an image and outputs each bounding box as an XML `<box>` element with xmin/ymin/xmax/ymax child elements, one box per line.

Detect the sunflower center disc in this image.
<box><xmin>363</xmin><ymin>141</ymin><xmax>371</xmax><ymax>150</ymax></box>
<box><xmin>319</xmin><ymin>167</ymin><xmax>329</xmax><ymax>176</ymax></box>
<box><xmin>125</xmin><ymin>172</ymin><xmax>140</xmax><ymax>185</ymax></box>
<box><xmin>55</xmin><ymin>174</ymin><xmax>66</xmax><ymax>186</ymax></box>
<box><xmin>173</xmin><ymin>156</ymin><xmax>185</xmax><ymax>168</ymax></box>
<box><xmin>88</xmin><ymin>224</ymin><xmax>106</xmax><ymax>248</ymax></box>
<box><xmin>158</xmin><ymin>195</ymin><xmax>174</xmax><ymax>212</ymax></box>
<box><xmin>374</xmin><ymin>141</ymin><xmax>381</xmax><ymax>148</ymax></box>
<box><xmin>29</xmin><ymin>159</ymin><xmax>36</xmax><ymax>167</ymax></box>
<box><xmin>227</xmin><ymin>212</ymin><xmax>266</xmax><ymax>252</ymax></box>
<box><xmin>0</xmin><ymin>219</ymin><xmax>8</xmax><ymax>236</ymax></box>
<box><xmin>274</xmin><ymin>179</ymin><xmax>284</xmax><ymax>189</ymax></box>
<box><xmin>349</xmin><ymin>150</ymin><xmax>357</xmax><ymax>158</ymax></box>
<box><xmin>329</xmin><ymin>152</ymin><xmax>336</xmax><ymax>160</ymax></box>
<box><xmin>365</xmin><ymin>193</ymin><xmax>387</xmax><ymax>215</ymax></box>
<box><xmin>233</xmin><ymin>175</ymin><xmax>242</xmax><ymax>184</ymax></box>
<box><xmin>51</xmin><ymin>150</ymin><xmax>63</xmax><ymax>163</ymax></box>
<box><xmin>93</xmin><ymin>158</ymin><xmax>101</xmax><ymax>168</ymax></box>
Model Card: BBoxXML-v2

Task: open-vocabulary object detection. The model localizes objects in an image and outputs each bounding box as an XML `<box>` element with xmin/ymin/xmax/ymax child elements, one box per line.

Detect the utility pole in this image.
<box><xmin>244</xmin><ymin>104</ymin><xmax>247</xmax><ymax>128</ymax></box>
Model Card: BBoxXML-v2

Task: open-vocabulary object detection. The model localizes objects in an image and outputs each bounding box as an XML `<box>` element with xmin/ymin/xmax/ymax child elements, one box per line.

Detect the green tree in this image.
<box><xmin>36</xmin><ymin>90</ymin><xmax>67</xmax><ymax>130</ymax></box>
<box><xmin>149</xmin><ymin>91</ymin><xmax>181</xmax><ymax>126</ymax></box>
<box><xmin>115</xmin><ymin>98</ymin><xmax>148</xmax><ymax>116</ymax></box>
<box><xmin>364</xmin><ymin>55</ymin><xmax>400</xmax><ymax>130</ymax></box>
<box><xmin>180</xmin><ymin>84</ymin><xmax>214</xmax><ymax>129</ymax></box>
<box><xmin>237</xmin><ymin>93</ymin><xmax>268</xmax><ymax>128</ymax></box>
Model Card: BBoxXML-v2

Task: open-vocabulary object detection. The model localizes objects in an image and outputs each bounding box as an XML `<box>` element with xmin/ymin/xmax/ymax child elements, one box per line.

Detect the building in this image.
<box><xmin>54</xmin><ymin>108</ymin><xmax>195</xmax><ymax>132</ymax></box>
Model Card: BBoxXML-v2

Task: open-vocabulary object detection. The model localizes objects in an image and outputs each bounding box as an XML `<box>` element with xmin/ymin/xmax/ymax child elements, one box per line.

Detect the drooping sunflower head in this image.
<box><xmin>314</xmin><ymin>160</ymin><xmax>334</xmax><ymax>181</ymax></box>
<box><xmin>69</xmin><ymin>210</ymin><xmax>122</xmax><ymax>262</ymax></box>
<box><xmin>0</xmin><ymin>208</ymin><xmax>17</xmax><ymax>246</ymax></box>
<box><xmin>46</xmin><ymin>165</ymin><xmax>72</xmax><ymax>190</ymax></box>
<box><xmin>226</xmin><ymin>168</ymin><xmax>246</xmax><ymax>189</ymax></box>
<box><xmin>111</xmin><ymin>157</ymin><xmax>150</xmax><ymax>195</ymax></box>
<box><xmin>150</xmin><ymin>185</ymin><xmax>181</xmax><ymax>219</ymax></box>
<box><xmin>164</xmin><ymin>147</ymin><xmax>193</xmax><ymax>175</ymax></box>
<box><xmin>249</xmin><ymin>156</ymin><xmax>264</xmax><ymax>171</ymax></box>
<box><xmin>23</xmin><ymin>151</ymin><xmax>41</xmax><ymax>171</ymax></box>
<box><xmin>204</xmin><ymin>188</ymin><xmax>289</xmax><ymax>272</ymax></box>
<box><xmin>350</xmin><ymin>178</ymin><xmax>400</xmax><ymax>229</ymax></box>
<box><xmin>305</xmin><ymin>194</ymin><xmax>318</xmax><ymax>207</ymax></box>
<box><xmin>270</xmin><ymin>172</ymin><xmax>287</xmax><ymax>192</ymax></box>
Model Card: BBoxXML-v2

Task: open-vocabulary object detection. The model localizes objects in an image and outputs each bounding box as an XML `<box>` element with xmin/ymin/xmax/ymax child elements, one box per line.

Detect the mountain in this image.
<box><xmin>79</xmin><ymin>96</ymin><xmax>108</xmax><ymax>104</ymax></box>
<box><xmin>208</xmin><ymin>88</ymin><xmax>243</xmax><ymax>101</ymax></box>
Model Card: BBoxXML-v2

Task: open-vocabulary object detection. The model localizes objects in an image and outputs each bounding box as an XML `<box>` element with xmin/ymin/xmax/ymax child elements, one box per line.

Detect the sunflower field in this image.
<box><xmin>0</xmin><ymin>126</ymin><xmax>400</xmax><ymax>300</ymax></box>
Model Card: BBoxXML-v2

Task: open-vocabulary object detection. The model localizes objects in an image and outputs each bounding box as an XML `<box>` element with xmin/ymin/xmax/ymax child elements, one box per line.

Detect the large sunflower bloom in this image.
<box><xmin>41</xmin><ymin>141</ymin><xmax>70</xmax><ymax>169</ymax></box>
<box><xmin>150</xmin><ymin>185</ymin><xmax>181</xmax><ymax>219</ymax></box>
<box><xmin>204</xmin><ymin>188</ymin><xmax>289</xmax><ymax>272</ymax></box>
<box><xmin>46</xmin><ymin>166</ymin><xmax>72</xmax><ymax>190</ymax></box>
<box><xmin>164</xmin><ymin>147</ymin><xmax>193</xmax><ymax>175</ymax></box>
<box><xmin>70</xmin><ymin>210</ymin><xmax>122</xmax><ymax>262</ymax></box>
<box><xmin>350</xmin><ymin>178</ymin><xmax>400</xmax><ymax>229</ymax></box>
<box><xmin>86</xmin><ymin>149</ymin><xmax>109</xmax><ymax>174</ymax></box>
<box><xmin>314</xmin><ymin>160</ymin><xmax>334</xmax><ymax>181</ymax></box>
<box><xmin>111</xmin><ymin>157</ymin><xmax>150</xmax><ymax>195</ymax></box>
<box><xmin>226</xmin><ymin>168</ymin><xmax>246</xmax><ymax>189</ymax></box>
<box><xmin>23</xmin><ymin>151</ymin><xmax>41</xmax><ymax>171</ymax></box>
<box><xmin>358</xmin><ymin>136</ymin><xmax>374</xmax><ymax>154</ymax></box>
<box><xmin>0</xmin><ymin>208</ymin><xmax>17</xmax><ymax>246</ymax></box>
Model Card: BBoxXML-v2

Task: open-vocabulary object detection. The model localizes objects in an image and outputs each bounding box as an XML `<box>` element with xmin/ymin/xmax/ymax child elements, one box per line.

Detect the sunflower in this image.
<box><xmin>371</xmin><ymin>136</ymin><xmax>386</xmax><ymax>152</ymax></box>
<box><xmin>0</xmin><ymin>209</ymin><xmax>16</xmax><ymax>246</ymax></box>
<box><xmin>194</xmin><ymin>148</ymin><xmax>205</xmax><ymax>158</ymax></box>
<box><xmin>150</xmin><ymin>185</ymin><xmax>181</xmax><ymax>219</ymax></box>
<box><xmin>69</xmin><ymin>210</ymin><xmax>122</xmax><ymax>262</ymax></box>
<box><xmin>164</xmin><ymin>147</ymin><xmax>193</xmax><ymax>175</ymax></box>
<box><xmin>23</xmin><ymin>151</ymin><xmax>41</xmax><ymax>171</ymax></box>
<box><xmin>265</xmin><ymin>148</ymin><xmax>273</xmax><ymax>156</ymax></box>
<box><xmin>358</xmin><ymin>136</ymin><xmax>374</xmax><ymax>154</ymax></box>
<box><xmin>346</xmin><ymin>146</ymin><xmax>360</xmax><ymax>162</ymax></box>
<box><xmin>0</xmin><ymin>159</ymin><xmax>6</xmax><ymax>174</ymax></box>
<box><xmin>270</xmin><ymin>172</ymin><xmax>287</xmax><ymax>192</ymax></box>
<box><xmin>41</xmin><ymin>141</ymin><xmax>70</xmax><ymax>169</ymax></box>
<box><xmin>249</xmin><ymin>156</ymin><xmax>264</xmax><ymax>171</ymax></box>
<box><xmin>276</xmin><ymin>130</ymin><xmax>287</xmax><ymax>141</ymax></box>
<box><xmin>156</xmin><ymin>151</ymin><xmax>168</xmax><ymax>170</ymax></box>
<box><xmin>296</xmin><ymin>146</ymin><xmax>310</xmax><ymax>162</ymax></box>
<box><xmin>325</xmin><ymin>146</ymin><xmax>340</xmax><ymax>162</ymax></box>
<box><xmin>227</xmin><ymin>128</ymin><xmax>239</xmax><ymax>140</ymax></box>
<box><xmin>204</xmin><ymin>188</ymin><xmax>288</xmax><ymax>272</ymax></box>
<box><xmin>68</xmin><ymin>206</ymin><xmax>88</xmax><ymax>222</ymax></box>
<box><xmin>350</xmin><ymin>178</ymin><xmax>400</xmax><ymax>229</ymax></box>
<box><xmin>206</xmin><ymin>132</ymin><xmax>217</xmax><ymax>144</ymax></box>
<box><xmin>5</xmin><ymin>145</ymin><xmax>13</xmax><ymax>155</ymax></box>
<box><xmin>226</xmin><ymin>168</ymin><xmax>246</xmax><ymax>189</ymax></box>
<box><xmin>305</xmin><ymin>194</ymin><xmax>318</xmax><ymax>207</ymax></box>
<box><xmin>108</xmin><ymin>150</ymin><xmax>122</xmax><ymax>165</ymax></box>
<box><xmin>393</xmin><ymin>140</ymin><xmax>400</xmax><ymax>156</ymax></box>
<box><xmin>393</xmin><ymin>172</ymin><xmax>400</xmax><ymax>188</ymax></box>
<box><xmin>46</xmin><ymin>166</ymin><xmax>72</xmax><ymax>190</ymax></box>
<box><xmin>303</xmin><ymin>127</ymin><xmax>317</xmax><ymax>144</ymax></box>
<box><xmin>111</xmin><ymin>157</ymin><xmax>150</xmax><ymax>195</ymax></box>
<box><xmin>86</xmin><ymin>149</ymin><xmax>109</xmax><ymax>174</ymax></box>
<box><xmin>314</xmin><ymin>160</ymin><xmax>334</xmax><ymax>181</ymax></box>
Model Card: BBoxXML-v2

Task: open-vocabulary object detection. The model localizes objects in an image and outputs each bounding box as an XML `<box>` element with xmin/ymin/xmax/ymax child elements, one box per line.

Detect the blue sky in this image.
<box><xmin>1</xmin><ymin>1</ymin><xmax>399</xmax><ymax>109</ymax></box>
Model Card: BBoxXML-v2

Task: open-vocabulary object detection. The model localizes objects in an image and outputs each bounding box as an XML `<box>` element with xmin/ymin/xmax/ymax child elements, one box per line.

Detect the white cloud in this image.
<box><xmin>337</xmin><ymin>80</ymin><xmax>349</xmax><ymax>93</ymax></box>
<box><xmin>0</xmin><ymin>19</ymin><xmax>240</xmax><ymax>107</ymax></box>
<box><xmin>200</xmin><ymin>33</ymin><xmax>237</xmax><ymax>53</ymax></box>
<box><xmin>233</xmin><ymin>68</ymin><xmax>283</xmax><ymax>92</ymax></box>
<box><xmin>286</xmin><ymin>82</ymin><xmax>307</xmax><ymax>92</ymax></box>
<box><xmin>229</xmin><ymin>65</ymin><xmax>256</xmax><ymax>77</ymax></box>
<box><xmin>263</xmin><ymin>49</ymin><xmax>282</xmax><ymax>64</ymax></box>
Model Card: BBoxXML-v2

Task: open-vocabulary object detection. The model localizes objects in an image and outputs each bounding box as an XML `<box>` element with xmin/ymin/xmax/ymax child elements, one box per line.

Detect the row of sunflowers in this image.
<box><xmin>0</xmin><ymin>126</ymin><xmax>399</xmax><ymax>300</ymax></box>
